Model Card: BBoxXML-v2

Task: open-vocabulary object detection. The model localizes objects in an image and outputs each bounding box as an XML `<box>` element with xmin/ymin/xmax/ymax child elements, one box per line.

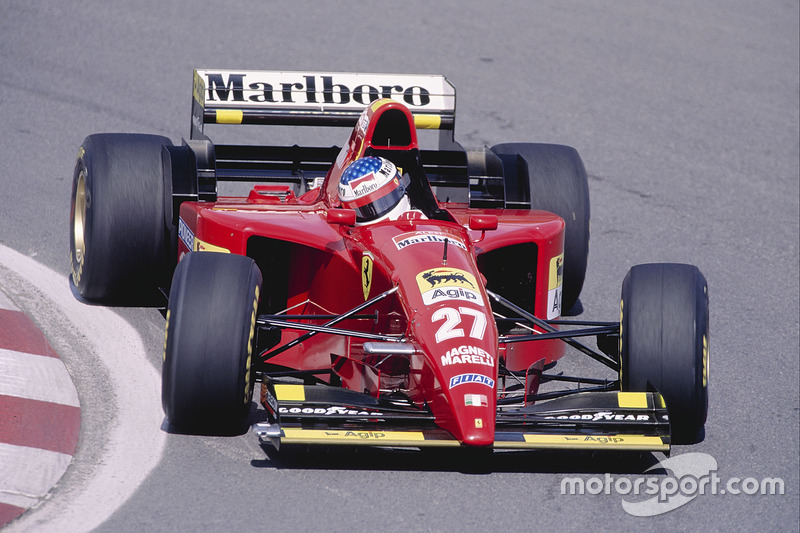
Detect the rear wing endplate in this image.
<box><xmin>191</xmin><ymin>69</ymin><xmax>456</xmax><ymax>141</ymax></box>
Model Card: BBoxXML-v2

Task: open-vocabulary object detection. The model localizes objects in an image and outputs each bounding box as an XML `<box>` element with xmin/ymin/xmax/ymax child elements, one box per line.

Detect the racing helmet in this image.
<box><xmin>338</xmin><ymin>156</ymin><xmax>410</xmax><ymax>223</ymax></box>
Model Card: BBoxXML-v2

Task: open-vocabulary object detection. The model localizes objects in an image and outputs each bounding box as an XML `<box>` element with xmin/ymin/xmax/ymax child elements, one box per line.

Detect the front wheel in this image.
<box><xmin>162</xmin><ymin>252</ymin><xmax>263</xmax><ymax>434</ymax></box>
<box><xmin>620</xmin><ymin>263</ymin><xmax>709</xmax><ymax>444</ymax></box>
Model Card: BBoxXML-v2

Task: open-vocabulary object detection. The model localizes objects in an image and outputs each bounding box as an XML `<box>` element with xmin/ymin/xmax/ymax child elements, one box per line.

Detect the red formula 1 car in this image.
<box><xmin>69</xmin><ymin>70</ymin><xmax>709</xmax><ymax>452</ymax></box>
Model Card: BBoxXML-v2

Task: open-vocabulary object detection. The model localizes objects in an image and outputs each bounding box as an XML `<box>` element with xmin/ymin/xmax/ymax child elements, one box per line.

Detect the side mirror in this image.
<box><xmin>468</xmin><ymin>214</ymin><xmax>498</xmax><ymax>231</ymax></box>
<box><xmin>327</xmin><ymin>208</ymin><xmax>357</xmax><ymax>226</ymax></box>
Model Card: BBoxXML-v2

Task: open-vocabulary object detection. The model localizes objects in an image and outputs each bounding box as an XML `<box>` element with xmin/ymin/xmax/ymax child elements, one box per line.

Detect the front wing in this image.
<box><xmin>253</xmin><ymin>384</ymin><xmax>670</xmax><ymax>452</ymax></box>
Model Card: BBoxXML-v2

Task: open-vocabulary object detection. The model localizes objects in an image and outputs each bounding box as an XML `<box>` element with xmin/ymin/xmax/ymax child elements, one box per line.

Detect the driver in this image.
<box><xmin>338</xmin><ymin>156</ymin><xmax>416</xmax><ymax>224</ymax></box>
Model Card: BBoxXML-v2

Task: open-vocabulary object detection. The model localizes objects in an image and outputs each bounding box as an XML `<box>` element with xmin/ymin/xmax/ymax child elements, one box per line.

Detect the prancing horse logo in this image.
<box><xmin>362</xmin><ymin>253</ymin><xmax>374</xmax><ymax>300</ymax></box>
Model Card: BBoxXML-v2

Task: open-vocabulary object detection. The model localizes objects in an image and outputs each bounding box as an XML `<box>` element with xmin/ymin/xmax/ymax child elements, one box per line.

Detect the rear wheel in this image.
<box><xmin>620</xmin><ymin>263</ymin><xmax>709</xmax><ymax>444</ymax></box>
<box><xmin>490</xmin><ymin>143</ymin><xmax>590</xmax><ymax>314</ymax></box>
<box><xmin>162</xmin><ymin>252</ymin><xmax>263</xmax><ymax>434</ymax></box>
<box><xmin>69</xmin><ymin>133</ymin><xmax>174</xmax><ymax>304</ymax></box>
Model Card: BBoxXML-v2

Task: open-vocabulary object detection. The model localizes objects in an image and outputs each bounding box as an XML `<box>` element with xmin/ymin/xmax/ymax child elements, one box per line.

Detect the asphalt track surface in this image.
<box><xmin>1</xmin><ymin>1</ymin><xmax>797</xmax><ymax>531</ymax></box>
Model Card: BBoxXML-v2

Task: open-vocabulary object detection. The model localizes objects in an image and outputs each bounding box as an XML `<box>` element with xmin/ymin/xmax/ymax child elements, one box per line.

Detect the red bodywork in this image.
<box><xmin>177</xmin><ymin>100</ymin><xmax>566</xmax><ymax>446</ymax></box>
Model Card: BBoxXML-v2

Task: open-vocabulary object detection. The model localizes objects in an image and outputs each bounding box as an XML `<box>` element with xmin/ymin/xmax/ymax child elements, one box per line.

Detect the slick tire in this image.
<box><xmin>490</xmin><ymin>143</ymin><xmax>590</xmax><ymax>314</ymax></box>
<box><xmin>620</xmin><ymin>263</ymin><xmax>709</xmax><ymax>444</ymax></box>
<box><xmin>70</xmin><ymin>133</ymin><xmax>173</xmax><ymax>304</ymax></box>
<box><xmin>162</xmin><ymin>252</ymin><xmax>262</xmax><ymax>434</ymax></box>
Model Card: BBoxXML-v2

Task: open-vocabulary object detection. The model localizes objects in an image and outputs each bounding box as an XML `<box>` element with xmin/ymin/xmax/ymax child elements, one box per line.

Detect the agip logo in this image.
<box><xmin>416</xmin><ymin>268</ymin><xmax>483</xmax><ymax>305</ymax></box>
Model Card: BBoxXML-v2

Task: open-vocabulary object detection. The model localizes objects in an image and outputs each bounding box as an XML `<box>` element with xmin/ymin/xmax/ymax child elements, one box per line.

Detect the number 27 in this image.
<box><xmin>432</xmin><ymin>307</ymin><xmax>487</xmax><ymax>343</ymax></box>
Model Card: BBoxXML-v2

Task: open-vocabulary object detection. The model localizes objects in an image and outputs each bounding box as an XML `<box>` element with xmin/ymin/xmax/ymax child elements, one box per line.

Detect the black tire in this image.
<box><xmin>490</xmin><ymin>143</ymin><xmax>590</xmax><ymax>314</ymax></box>
<box><xmin>162</xmin><ymin>252</ymin><xmax>262</xmax><ymax>433</ymax></box>
<box><xmin>69</xmin><ymin>133</ymin><xmax>174</xmax><ymax>304</ymax></box>
<box><xmin>620</xmin><ymin>263</ymin><xmax>709</xmax><ymax>444</ymax></box>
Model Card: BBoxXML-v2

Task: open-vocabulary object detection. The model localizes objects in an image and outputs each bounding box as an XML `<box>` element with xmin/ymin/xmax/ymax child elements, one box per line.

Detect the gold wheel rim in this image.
<box><xmin>73</xmin><ymin>170</ymin><xmax>86</xmax><ymax>263</ymax></box>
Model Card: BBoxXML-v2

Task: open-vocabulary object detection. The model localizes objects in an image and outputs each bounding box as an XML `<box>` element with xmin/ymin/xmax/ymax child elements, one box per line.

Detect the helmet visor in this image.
<box><xmin>348</xmin><ymin>180</ymin><xmax>406</xmax><ymax>222</ymax></box>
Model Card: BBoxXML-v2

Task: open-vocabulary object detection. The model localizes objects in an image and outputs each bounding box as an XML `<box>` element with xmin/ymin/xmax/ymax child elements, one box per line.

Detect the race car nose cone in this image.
<box><xmin>454</xmin><ymin>404</ymin><xmax>495</xmax><ymax>447</ymax></box>
<box><xmin>461</xmin><ymin>427</ymin><xmax>494</xmax><ymax>447</ymax></box>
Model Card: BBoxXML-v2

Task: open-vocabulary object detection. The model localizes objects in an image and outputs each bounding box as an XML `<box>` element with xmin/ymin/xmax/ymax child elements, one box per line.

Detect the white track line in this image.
<box><xmin>0</xmin><ymin>348</ymin><xmax>80</xmax><ymax>406</ymax></box>
<box><xmin>0</xmin><ymin>245</ymin><xmax>165</xmax><ymax>533</ymax></box>
<box><xmin>0</xmin><ymin>444</ymin><xmax>73</xmax><ymax>509</ymax></box>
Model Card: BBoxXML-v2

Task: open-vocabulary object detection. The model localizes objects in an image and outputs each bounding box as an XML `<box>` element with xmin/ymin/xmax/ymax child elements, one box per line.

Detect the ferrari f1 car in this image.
<box><xmin>69</xmin><ymin>70</ymin><xmax>709</xmax><ymax>453</ymax></box>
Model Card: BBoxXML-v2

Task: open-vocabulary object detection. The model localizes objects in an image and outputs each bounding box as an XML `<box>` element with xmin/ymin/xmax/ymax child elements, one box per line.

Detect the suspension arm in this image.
<box><xmin>487</xmin><ymin>290</ymin><xmax>619</xmax><ymax>371</ymax></box>
<box><xmin>258</xmin><ymin>286</ymin><xmax>399</xmax><ymax>362</ymax></box>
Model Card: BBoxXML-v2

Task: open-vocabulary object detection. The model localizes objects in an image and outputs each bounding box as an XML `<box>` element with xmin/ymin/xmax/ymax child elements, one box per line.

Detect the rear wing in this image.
<box><xmin>179</xmin><ymin>69</ymin><xmax>509</xmax><ymax>208</ymax></box>
<box><xmin>191</xmin><ymin>69</ymin><xmax>456</xmax><ymax>142</ymax></box>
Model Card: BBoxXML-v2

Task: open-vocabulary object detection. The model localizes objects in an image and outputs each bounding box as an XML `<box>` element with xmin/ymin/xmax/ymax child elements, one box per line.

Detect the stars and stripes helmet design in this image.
<box><xmin>338</xmin><ymin>156</ymin><xmax>408</xmax><ymax>223</ymax></box>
